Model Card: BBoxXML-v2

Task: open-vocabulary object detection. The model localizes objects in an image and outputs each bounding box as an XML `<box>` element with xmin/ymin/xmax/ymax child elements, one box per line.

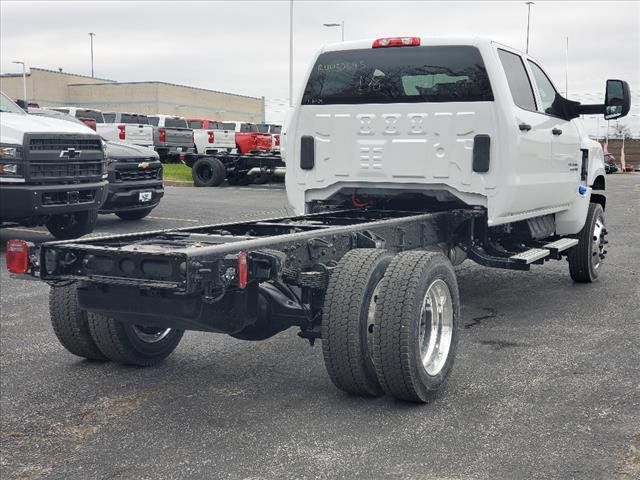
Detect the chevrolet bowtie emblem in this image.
<box><xmin>137</xmin><ymin>162</ymin><xmax>150</xmax><ymax>169</ymax></box>
<box><xmin>60</xmin><ymin>148</ymin><xmax>81</xmax><ymax>159</ymax></box>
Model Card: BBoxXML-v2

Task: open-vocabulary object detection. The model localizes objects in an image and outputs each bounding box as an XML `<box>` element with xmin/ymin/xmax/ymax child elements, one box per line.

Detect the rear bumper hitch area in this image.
<box><xmin>77</xmin><ymin>280</ymin><xmax>309</xmax><ymax>340</ymax></box>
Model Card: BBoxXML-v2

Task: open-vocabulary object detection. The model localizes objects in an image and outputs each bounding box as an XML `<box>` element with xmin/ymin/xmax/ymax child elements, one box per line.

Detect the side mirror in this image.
<box><xmin>604</xmin><ymin>79</ymin><xmax>631</xmax><ymax>120</ymax></box>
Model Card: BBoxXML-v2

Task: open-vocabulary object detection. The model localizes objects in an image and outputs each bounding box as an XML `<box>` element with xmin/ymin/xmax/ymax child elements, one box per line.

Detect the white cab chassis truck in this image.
<box><xmin>7</xmin><ymin>37</ymin><xmax>630</xmax><ymax>403</ymax></box>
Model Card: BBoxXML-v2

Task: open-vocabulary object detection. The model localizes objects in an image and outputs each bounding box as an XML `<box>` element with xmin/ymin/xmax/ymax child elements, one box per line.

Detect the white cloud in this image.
<box><xmin>1</xmin><ymin>0</ymin><xmax>638</xmax><ymax>131</ymax></box>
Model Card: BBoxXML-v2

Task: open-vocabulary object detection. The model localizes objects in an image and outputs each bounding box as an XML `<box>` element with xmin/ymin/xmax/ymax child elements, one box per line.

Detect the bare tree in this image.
<box><xmin>612</xmin><ymin>122</ymin><xmax>631</xmax><ymax>140</ymax></box>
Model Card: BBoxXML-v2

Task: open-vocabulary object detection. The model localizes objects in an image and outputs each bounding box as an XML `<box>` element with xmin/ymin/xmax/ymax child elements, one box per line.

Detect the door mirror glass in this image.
<box><xmin>604</xmin><ymin>79</ymin><xmax>630</xmax><ymax>120</ymax></box>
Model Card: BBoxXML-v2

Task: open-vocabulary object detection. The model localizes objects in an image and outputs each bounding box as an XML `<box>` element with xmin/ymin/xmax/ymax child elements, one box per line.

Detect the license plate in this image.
<box><xmin>139</xmin><ymin>191</ymin><xmax>152</xmax><ymax>202</ymax></box>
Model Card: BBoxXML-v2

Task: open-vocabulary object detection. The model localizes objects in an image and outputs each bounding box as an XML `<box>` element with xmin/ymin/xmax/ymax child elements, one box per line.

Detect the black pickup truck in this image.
<box><xmin>101</xmin><ymin>141</ymin><xmax>164</xmax><ymax>220</ymax></box>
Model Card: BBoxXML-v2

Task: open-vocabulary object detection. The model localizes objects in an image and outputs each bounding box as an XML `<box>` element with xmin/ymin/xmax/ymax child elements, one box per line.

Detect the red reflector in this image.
<box><xmin>237</xmin><ymin>251</ymin><xmax>248</xmax><ymax>289</ymax></box>
<box><xmin>117</xmin><ymin>124</ymin><xmax>126</xmax><ymax>140</ymax></box>
<box><xmin>208</xmin><ymin>130</ymin><xmax>214</xmax><ymax>143</ymax></box>
<box><xmin>158</xmin><ymin>127</ymin><xmax>166</xmax><ymax>143</ymax></box>
<box><xmin>6</xmin><ymin>239</ymin><xmax>29</xmax><ymax>274</ymax></box>
<box><xmin>372</xmin><ymin>37</ymin><xmax>421</xmax><ymax>48</ymax></box>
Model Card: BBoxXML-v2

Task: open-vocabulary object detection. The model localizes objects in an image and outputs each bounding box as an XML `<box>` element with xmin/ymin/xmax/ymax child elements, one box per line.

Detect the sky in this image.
<box><xmin>1</xmin><ymin>0</ymin><xmax>639</xmax><ymax>136</ymax></box>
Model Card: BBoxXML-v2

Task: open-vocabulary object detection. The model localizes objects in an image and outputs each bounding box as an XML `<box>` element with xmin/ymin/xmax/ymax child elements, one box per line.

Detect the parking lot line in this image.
<box><xmin>3</xmin><ymin>227</ymin><xmax>48</xmax><ymax>234</ymax></box>
<box><xmin>147</xmin><ymin>216</ymin><xmax>200</xmax><ymax>222</ymax></box>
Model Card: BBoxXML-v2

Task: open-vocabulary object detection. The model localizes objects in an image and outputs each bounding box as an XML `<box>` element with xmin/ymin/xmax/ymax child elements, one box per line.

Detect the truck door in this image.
<box><xmin>497</xmin><ymin>48</ymin><xmax>559</xmax><ymax>215</ymax></box>
<box><xmin>526</xmin><ymin>60</ymin><xmax>581</xmax><ymax>206</ymax></box>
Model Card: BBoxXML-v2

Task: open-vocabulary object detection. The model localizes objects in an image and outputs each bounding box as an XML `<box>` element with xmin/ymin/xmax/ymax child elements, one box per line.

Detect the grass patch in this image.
<box><xmin>163</xmin><ymin>163</ymin><xmax>193</xmax><ymax>183</ymax></box>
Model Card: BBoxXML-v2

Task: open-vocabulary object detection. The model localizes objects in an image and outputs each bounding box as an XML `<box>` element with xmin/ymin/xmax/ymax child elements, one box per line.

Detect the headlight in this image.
<box><xmin>0</xmin><ymin>163</ymin><xmax>19</xmax><ymax>174</ymax></box>
<box><xmin>0</xmin><ymin>144</ymin><xmax>22</xmax><ymax>159</ymax></box>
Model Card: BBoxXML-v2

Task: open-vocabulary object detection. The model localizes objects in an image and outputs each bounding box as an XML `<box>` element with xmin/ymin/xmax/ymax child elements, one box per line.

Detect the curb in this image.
<box><xmin>164</xmin><ymin>180</ymin><xmax>194</xmax><ymax>187</ymax></box>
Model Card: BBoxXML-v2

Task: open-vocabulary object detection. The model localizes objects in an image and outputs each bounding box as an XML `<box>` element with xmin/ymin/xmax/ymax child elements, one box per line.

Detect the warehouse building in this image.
<box><xmin>0</xmin><ymin>67</ymin><xmax>265</xmax><ymax>122</ymax></box>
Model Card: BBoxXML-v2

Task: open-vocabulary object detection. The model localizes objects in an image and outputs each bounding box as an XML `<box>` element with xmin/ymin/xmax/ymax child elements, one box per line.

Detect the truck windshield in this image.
<box><xmin>255</xmin><ymin>124</ymin><xmax>270</xmax><ymax>133</ymax></box>
<box><xmin>165</xmin><ymin>118</ymin><xmax>188</xmax><ymax>128</ymax></box>
<box><xmin>75</xmin><ymin>109</ymin><xmax>104</xmax><ymax>123</ymax></box>
<box><xmin>103</xmin><ymin>113</ymin><xmax>116</xmax><ymax>122</ymax></box>
<box><xmin>0</xmin><ymin>92</ymin><xmax>26</xmax><ymax>114</ymax></box>
<box><xmin>148</xmin><ymin>116</ymin><xmax>159</xmax><ymax>126</ymax></box>
<box><xmin>302</xmin><ymin>46</ymin><xmax>493</xmax><ymax>105</ymax></box>
<box><xmin>121</xmin><ymin>114</ymin><xmax>149</xmax><ymax>125</ymax></box>
<box><xmin>188</xmin><ymin>120</ymin><xmax>204</xmax><ymax>129</ymax></box>
<box><xmin>270</xmin><ymin>125</ymin><xmax>282</xmax><ymax>134</ymax></box>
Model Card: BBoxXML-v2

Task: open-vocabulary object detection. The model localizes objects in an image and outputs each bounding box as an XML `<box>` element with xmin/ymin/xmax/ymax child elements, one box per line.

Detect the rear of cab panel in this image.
<box><xmin>286</xmin><ymin>37</ymin><xmax>506</xmax><ymax>217</ymax></box>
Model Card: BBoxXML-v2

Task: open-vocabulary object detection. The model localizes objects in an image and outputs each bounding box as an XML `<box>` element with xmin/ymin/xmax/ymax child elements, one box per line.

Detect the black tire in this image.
<box><xmin>115</xmin><ymin>207</ymin><xmax>154</xmax><ymax>221</ymax></box>
<box><xmin>87</xmin><ymin>313</ymin><xmax>184</xmax><ymax>366</ymax></box>
<box><xmin>568</xmin><ymin>202</ymin><xmax>606</xmax><ymax>283</ymax></box>
<box><xmin>372</xmin><ymin>251</ymin><xmax>460</xmax><ymax>403</ymax></box>
<box><xmin>192</xmin><ymin>157</ymin><xmax>225</xmax><ymax>187</ymax></box>
<box><xmin>49</xmin><ymin>283</ymin><xmax>108</xmax><ymax>361</ymax></box>
<box><xmin>321</xmin><ymin>249</ymin><xmax>393</xmax><ymax>397</ymax></box>
<box><xmin>45</xmin><ymin>210</ymin><xmax>98</xmax><ymax>240</ymax></box>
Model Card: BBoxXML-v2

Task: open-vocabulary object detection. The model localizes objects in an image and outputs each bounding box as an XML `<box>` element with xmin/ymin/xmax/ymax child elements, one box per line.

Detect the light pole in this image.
<box><xmin>289</xmin><ymin>0</ymin><xmax>294</xmax><ymax>107</ymax></box>
<box><xmin>11</xmin><ymin>61</ymin><xmax>27</xmax><ymax>104</ymax></box>
<box><xmin>88</xmin><ymin>32</ymin><xmax>96</xmax><ymax>77</ymax></box>
<box><xmin>323</xmin><ymin>21</ymin><xmax>344</xmax><ymax>41</ymax></box>
<box><xmin>525</xmin><ymin>1</ymin><xmax>534</xmax><ymax>54</ymax></box>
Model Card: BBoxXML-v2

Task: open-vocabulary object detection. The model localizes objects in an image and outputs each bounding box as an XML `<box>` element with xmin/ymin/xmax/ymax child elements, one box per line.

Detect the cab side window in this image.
<box><xmin>528</xmin><ymin>60</ymin><xmax>563</xmax><ymax>117</ymax></box>
<box><xmin>497</xmin><ymin>49</ymin><xmax>536</xmax><ymax>111</ymax></box>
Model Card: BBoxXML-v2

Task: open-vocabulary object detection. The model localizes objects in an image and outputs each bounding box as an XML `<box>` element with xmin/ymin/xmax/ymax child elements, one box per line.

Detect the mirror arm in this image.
<box><xmin>577</xmin><ymin>104</ymin><xmax>605</xmax><ymax>115</ymax></box>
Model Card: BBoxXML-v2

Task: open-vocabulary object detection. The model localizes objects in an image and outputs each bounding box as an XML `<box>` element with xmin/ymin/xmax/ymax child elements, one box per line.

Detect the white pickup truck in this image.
<box><xmin>49</xmin><ymin>108</ymin><xmax>155</xmax><ymax>149</ymax></box>
<box><xmin>100</xmin><ymin>112</ymin><xmax>155</xmax><ymax>149</ymax></box>
<box><xmin>8</xmin><ymin>36</ymin><xmax>629</xmax><ymax>404</ymax></box>
<box><xmin>186</xmin><ymin>118</ymin><xmax>236</xmax><ymax>154</ymax></box>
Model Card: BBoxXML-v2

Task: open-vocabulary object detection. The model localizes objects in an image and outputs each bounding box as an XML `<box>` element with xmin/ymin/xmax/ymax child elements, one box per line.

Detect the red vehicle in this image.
<box><xmin>227</xmin><ymin>121</ymin><xmax>272</xmax><ymax>154</ymax></box>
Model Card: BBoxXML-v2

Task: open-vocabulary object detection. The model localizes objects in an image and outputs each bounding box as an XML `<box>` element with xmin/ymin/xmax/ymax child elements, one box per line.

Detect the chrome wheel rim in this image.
<box><xmin>592</xmin><ymin>218</ymin><xmax>605</xmax><ymax>270</ymax></box>
<box><xmin>367</xmin><ymin>281</ymin><xmax>383</xmax><ymax>333</ymax></box>
<box><xmin>132</xmin><ymin>325</ymin><xmax>172</xmax><ymax>343</ymax></box>
<box><xmin>419</xmin><ymin>279</ymin><xmax>454</xmax><ymax>376</ymax></box>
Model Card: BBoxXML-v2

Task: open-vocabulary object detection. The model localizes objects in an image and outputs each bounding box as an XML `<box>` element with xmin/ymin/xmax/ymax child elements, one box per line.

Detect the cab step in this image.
<box><xmin>543</xmin><ymin>238</ymin><xmax>579</xmax><ymax>259</ymax></box>
<box><xmin>510</xmin><ymin>248</ymin><xmax>550</xmax><ymax>265</ymax></box>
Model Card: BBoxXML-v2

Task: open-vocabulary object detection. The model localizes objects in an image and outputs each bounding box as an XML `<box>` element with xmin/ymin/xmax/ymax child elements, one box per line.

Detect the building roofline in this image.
<box><xmin>29</xmin><ymin>67</ymin><xmax>115</xmax><ymax>82</ymax></box>
<box><xmin>67</xmin><ymin>80</ymin><xmax>262</xmax><ymax>100</ymax></box>
<box><xmin>0</xmin><ymin>73</ymin><xmax>31</xmax><ymax>78</ymax></box>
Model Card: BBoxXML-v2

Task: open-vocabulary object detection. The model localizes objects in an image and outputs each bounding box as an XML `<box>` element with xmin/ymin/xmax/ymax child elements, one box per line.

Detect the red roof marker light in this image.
<box><xmin>372</xmin><ymin>37</ymin><xmax>421</xmax><ymax>48</ymax></box>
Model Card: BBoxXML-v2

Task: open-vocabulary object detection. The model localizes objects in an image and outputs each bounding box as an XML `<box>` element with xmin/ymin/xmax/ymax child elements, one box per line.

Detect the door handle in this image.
<box><xmin>519</xmin><ymin>123</ymin><xmax>532</xmax><ymax>131</ymax></box>
<box><xmin>552</xmin><ymin>128</ymin><xmax>563</xmax><ymax>136</ymax></box>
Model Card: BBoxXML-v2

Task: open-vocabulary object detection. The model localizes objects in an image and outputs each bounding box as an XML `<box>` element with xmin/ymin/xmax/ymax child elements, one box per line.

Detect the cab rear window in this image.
<box><xmin>165</xmin><ymin>118</ymin><xmax>187</xmax><ymax>128</ymax></box>
<box><xmin>121</xmin><ymin>114</ymin><xmax>148</xmax><ymax>125</ymax></box>
<box><xmin>75</xmin><ymin>109</ymin><xmax>104</xmax><ymax>123</ymax></box>
<box><xmin>302</xmin><ymin>46</ymin><xmax>493</xmax><ymax>105</ymax></box>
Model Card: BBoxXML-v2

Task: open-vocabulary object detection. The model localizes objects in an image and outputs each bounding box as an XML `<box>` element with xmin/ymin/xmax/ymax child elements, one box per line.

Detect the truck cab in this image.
<box><xmin>1</xmin><ymin>92</ymin><xmax>108</xmax><ymax>239</ymax></box>
<box><xmin>285</xmin><ymin>36</ymin><xmax>628</xmax><ymax>237</ymax></box>
<box><xmin>148</xmin><ymin>114</ymin><xmax>195</xmax><ymax>162</ymax></box>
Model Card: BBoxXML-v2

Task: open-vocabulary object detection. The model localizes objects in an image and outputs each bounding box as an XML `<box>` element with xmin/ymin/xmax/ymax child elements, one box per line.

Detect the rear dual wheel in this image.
<box><xmin>372</xmin><ymin>251</ymin><xmax>460</xmax><ymax>403</ymax></box>
<box><xmin>49</xmin><ymin>283</ymin><xmax>183</xmax><ymax>366</ymax></box>
<box><xmin>321</xmin><ymin>249</ymin><xmax>460</xmax><ymax>403</ymax></box>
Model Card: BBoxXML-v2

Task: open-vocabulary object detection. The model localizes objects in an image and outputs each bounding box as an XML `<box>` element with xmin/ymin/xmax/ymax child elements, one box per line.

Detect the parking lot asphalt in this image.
<box><xmin>1</xmin><ymin>177</ymin><xmax>639</xmax><ymax>480</ymax></box>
